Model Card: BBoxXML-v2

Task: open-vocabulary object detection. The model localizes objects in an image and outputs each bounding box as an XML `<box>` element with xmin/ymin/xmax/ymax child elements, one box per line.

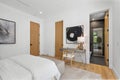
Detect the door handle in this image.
<box><xmin>30</xmin><ymin>44</ymin><xmax>32</xmax><ymax>46</ymax></box>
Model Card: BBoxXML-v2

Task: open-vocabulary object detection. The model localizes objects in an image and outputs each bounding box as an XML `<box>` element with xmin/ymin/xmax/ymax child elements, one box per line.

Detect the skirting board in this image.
<box><xmin>113</xmin><ymin>66</ymin><xmax>120</xmax><ymax>79</ymax></box>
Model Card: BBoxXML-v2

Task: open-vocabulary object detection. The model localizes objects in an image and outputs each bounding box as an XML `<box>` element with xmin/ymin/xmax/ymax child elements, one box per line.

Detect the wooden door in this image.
<box><xmin>104</xmin><ymin>11</ymin><xmax>109</xmax><ymax>66</ymax></box>
<box><xmin>30</xmin><ymin>21</ymin><xmax>40</xmax><ymax>56</ymax></box>
<box><xmin>55</xmin><ymin>21</ymin><xmax>63</xmax><ymax>59</ymax></box>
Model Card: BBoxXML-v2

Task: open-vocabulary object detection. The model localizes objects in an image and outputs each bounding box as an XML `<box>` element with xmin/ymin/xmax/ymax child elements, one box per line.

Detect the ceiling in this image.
<box><xmin>0</xmin><ymin>0</ymin><xmax>112</xmax><ymax>18</ymax></box>
<box><xmin>90</xmin><ymin>11</ymin><xmax>106</xmax><ymax>21</ymax></box>
<box><xmin>0</xmin><ymin>0</ymin><xmax>84</xmax><ymax>18</ymax></box>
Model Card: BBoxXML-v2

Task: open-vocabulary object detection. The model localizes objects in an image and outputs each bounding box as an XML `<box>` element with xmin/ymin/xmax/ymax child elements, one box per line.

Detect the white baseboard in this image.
<box><xmin>113</xmin><ymin>66</ymin><xmax>120</xmax><ymax>79</ymax></box>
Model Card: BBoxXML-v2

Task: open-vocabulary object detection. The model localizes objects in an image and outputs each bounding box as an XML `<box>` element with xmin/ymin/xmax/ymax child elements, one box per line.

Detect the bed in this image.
<box><xmin>0</xmin><ymin>54</ymin><xmax>61</xmax><ymax>80</ymax></box>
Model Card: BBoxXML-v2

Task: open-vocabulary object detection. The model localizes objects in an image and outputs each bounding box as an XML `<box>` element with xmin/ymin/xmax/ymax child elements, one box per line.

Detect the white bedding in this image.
<box><xmin>0</xmin><ymin>59</ymin><xmax>32</xmax><ymax>80</ymax></box>
<box><xmin>0</xmin><ymin>54</ymin><xmax>61</xmax><ymax>80</ymax></box>
<box><xmin>10</xmin><ymin>54</ymin><xmax>61</xmax><ymax>80</ymax></box>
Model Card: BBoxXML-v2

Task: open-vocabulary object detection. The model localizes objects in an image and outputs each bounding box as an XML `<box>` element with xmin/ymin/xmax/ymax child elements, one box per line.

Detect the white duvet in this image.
<box><xmin>0</xmin><ymin>59</ymin><xmax>32</xmax><ymax>80</ymax></box>
<box><xmin>0</xmin><ymin>54</ymin><xmax>61</xmax><ymax>80</ymax></box>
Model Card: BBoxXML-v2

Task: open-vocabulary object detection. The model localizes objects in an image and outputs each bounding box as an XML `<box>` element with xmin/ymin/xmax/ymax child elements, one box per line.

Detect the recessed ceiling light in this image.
<box><xmin>39</xmin><ymin>11</ymin><xmax>43</xmax><ymax>14</ymax></box>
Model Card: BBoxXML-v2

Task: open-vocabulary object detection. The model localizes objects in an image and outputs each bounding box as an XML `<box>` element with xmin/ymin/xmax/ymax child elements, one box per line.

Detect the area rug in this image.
<box><xmin>60</xmin><ymin>66</ymin><xmax>102</xmax><ymax>80</ymax></box>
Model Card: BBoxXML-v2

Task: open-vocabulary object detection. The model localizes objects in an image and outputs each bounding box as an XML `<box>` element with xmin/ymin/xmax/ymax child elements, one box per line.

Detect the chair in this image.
<box><xmin>62</xmin><ymin>48</ymin><xmax>75</xmax><ymax>66</ymax></box>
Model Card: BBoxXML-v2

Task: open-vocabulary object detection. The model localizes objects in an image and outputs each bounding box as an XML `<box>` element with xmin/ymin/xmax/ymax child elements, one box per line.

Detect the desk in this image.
<box><xmin>60</xmin><ymin>48</ymin><xmax>86</xmax><ymax>65</ymax></box>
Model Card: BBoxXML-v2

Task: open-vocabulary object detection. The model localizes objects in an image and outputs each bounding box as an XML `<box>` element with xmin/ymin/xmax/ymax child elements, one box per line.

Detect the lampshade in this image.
<box><xmin>77</xmin><ymin>36</ymin><xmax>85</xmax><ymax>43</ymax></box>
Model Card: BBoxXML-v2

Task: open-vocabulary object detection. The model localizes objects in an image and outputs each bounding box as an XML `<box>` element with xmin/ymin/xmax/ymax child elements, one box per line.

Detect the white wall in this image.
<box><xmin>112</xmin><ymin>1</ymin><xmax>120</xmax><ymax>79</ymax></box>
<box><xmin>0</xmin><ymin>3</ymin><xmax>44</xmax><ymax>59</ymax></box>
<box><xmin>43</xmin><ymin>0</ymin><xmax>113</xmax><ymax>64</ymax></box>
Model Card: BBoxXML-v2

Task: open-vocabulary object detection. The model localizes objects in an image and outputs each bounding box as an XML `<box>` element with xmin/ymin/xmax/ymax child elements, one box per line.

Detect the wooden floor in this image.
<box><xmin>67</xmin><ymin>61</ymin><xmax>116</xmax><ymax>80</ymax></box>
<box><xmin>42</xmin><ymin>55</ymin><xmax>116</xmax><ymax>80</ymax></box>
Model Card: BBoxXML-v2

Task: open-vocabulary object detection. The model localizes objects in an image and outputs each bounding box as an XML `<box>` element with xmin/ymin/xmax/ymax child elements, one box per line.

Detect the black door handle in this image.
<box><xmin>30</xmin><ymin>44</ymin><xmax>32</xmax><ymax>46</ymax></box>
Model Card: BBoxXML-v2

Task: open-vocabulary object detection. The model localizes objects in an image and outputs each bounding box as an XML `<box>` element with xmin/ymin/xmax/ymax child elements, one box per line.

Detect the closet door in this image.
<box><xmin>30</xmin><ymin>21</ymin><xmax>40</xmax><ymax>56</ymax></box>
<box><xmin>55</xmin><ymin>21</ymin><xmax>63</xmax><ymax>59</ymax></box>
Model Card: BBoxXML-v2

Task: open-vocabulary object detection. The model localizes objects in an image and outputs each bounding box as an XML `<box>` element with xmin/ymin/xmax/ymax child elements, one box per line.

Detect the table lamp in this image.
<box><xmin>77</xmin><ymin>36</ymin><xmax>85</xmax><ymax>50</ymax></box>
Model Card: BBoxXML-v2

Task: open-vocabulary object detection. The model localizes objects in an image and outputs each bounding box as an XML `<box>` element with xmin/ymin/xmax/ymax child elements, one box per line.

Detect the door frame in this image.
<box><xmin>89</xmin><ymin>9</ymin><xmax>110</xmax><ymax>67</ymax></box>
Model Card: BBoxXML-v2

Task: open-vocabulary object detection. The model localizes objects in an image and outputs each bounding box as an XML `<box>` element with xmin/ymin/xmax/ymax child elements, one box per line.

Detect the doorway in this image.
<box><xmin>90</xmin><ymin>10</ymin><xmax>109</xmax><ymax>66</ymax></box>
<box><xmin>30</xmin><ymin>21</ymin><xmax>40</xmax><ymax>56</ymax></box>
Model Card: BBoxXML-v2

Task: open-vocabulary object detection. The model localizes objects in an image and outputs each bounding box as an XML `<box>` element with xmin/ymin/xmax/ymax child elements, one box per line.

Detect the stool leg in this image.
<box><xmin>70</xmin><ymin>58</ymin><xmax>73</xmax><ymax>66</ymax></box>
<box><xmin>62</xmin><ymin>51</ymin><xmax>65</xmax><ymax>60</ymax></box>
<box><xmin>70</xmin><ymin>51</ymin><xmax>74</xmax><ymax>66</ymax></box>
